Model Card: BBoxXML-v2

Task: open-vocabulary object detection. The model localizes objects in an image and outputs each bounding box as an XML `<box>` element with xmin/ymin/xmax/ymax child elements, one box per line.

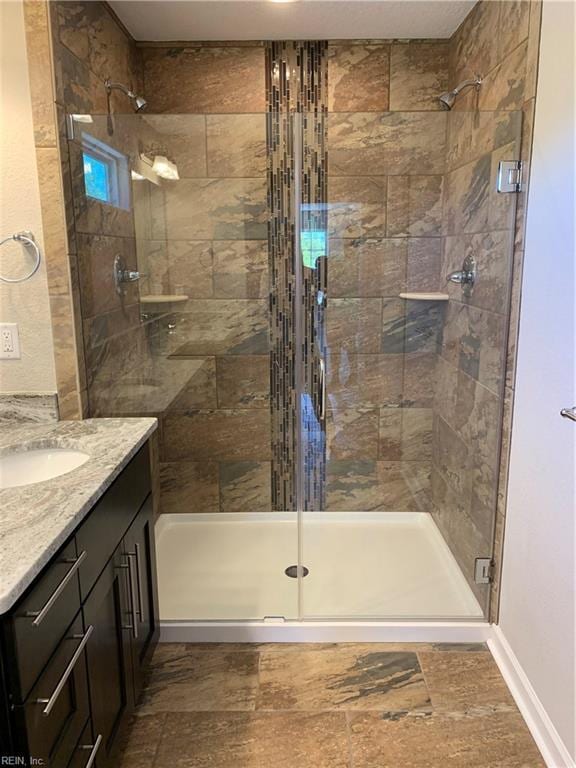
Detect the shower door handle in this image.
<box><xmin>319</xmin><ymin>357</ymin><xmax>326</xmax><ymax>421</ymax></box>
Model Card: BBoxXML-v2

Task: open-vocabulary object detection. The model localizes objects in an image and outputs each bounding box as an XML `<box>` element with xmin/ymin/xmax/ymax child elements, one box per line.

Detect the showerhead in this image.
<box><xmin>105</xmin><ymin>78</ymin><xmax>147</xmax><ymax>113</ymax></box>
<box><xmin>438</xmin><ymin>75</ymin><xmax>483</xmax><ymax>110</ymax></box>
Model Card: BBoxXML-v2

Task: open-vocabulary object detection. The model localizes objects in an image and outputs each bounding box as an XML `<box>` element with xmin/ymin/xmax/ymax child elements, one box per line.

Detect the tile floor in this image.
<box><xmin>117</xmin><ymin>643</ymin><xmax>546</xmax><ymax>768</ymax></box>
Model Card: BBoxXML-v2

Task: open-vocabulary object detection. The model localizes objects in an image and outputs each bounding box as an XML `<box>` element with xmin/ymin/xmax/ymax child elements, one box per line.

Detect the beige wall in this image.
<box><xmin>0</xmin><ymin>0</ymin><xmax>56</xmax><ymax>393</ymax></box>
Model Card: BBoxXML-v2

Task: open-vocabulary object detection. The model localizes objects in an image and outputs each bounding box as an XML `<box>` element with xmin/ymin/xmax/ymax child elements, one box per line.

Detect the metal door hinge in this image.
<box><xmin>496</xmin><ymin>160</ymin><xmax>523</xmax><ymax>193</ymax></box>
<box><xmin>474</xmin><ymin>558</ymin><xmax>494</xmax><ymax>585</ymax></box>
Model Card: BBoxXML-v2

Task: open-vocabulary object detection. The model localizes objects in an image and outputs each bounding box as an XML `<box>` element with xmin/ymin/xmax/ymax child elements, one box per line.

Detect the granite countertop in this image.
<box><xmin>0</xmin><ymin>417</ymin><xmax>157</xmax><ymax>615</ymax></box>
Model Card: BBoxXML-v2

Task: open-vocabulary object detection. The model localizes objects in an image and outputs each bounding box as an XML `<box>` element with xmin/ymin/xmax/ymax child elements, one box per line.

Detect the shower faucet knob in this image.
<box><xmin>446</xmin><ymin>254</ymin><xmax>476</xmax><ymax>294</ymax></box>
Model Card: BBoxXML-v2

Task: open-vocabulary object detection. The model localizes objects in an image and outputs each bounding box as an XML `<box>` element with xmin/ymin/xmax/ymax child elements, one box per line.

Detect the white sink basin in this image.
<box><xmin>0</xmin><ymin>448</ymin><xmax>90</xmax><ymax>489</ymax></box>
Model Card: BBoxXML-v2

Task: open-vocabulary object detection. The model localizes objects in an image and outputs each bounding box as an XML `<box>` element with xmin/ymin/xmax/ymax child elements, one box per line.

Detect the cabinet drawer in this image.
<box><xmin>16</xmin><ymin>613</ymin><xmax>90</xmax><ymax>768</ymax></box>
<box><xmin>76</xmin><ymin>444</ymin><xmax>150</xmax><ymax>601</ymax></box>
<box><xmin>9</xmin><ymin>538</ymin><xmax>82</xmax><ymax>701</ymax></box>
<box><xmin>68</xmin><ymin>719</ymin><xmax>103</xmax><ymax>768</ymax></box>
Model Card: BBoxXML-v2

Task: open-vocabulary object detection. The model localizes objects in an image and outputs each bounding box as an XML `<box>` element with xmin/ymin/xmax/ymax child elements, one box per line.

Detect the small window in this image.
<box><xmin>81</xmin><ymin>133</ymin><xmax>130</xmax><ymax>210</ymax></box>
<box><xmin>301</xmin><ymin>230</ymin><xmax>327</xmax><ymax>270</ymax></box>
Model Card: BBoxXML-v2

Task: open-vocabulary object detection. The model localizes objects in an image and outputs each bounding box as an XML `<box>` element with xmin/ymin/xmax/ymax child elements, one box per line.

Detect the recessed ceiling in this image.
<box><xmin>108</xmin><ymin>0</ymin><xmax>477</xmax><ymax>42</ymax></box>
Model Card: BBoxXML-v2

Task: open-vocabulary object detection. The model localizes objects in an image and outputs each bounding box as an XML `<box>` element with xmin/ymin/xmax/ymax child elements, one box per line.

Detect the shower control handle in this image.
<box><xmin>446</xmin><ymin>254</ymin><xmax>476</xmax><ymax>294</ymax></box>
<box><xmin>114</xmin><ymin>254</ymin><xmax>143</xmax><ymax>296</ymax></box>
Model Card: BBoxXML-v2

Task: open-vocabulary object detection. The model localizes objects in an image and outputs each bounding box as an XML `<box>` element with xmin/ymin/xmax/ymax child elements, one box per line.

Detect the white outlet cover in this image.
<box><xmin>0</xmin><ymin>323</ymin><xmax>21</xmax><ymax>359</ymax></box>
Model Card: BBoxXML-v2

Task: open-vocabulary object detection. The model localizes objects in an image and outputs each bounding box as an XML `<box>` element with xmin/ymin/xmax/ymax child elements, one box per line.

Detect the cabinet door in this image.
<box><xmin>123</xmin><ymin>495</ymin><xmax>159</xmax><ymax>702</ymax></box>
<box><xmin>83</xmin><ymin>548</ymin><xmax>134</xmax><ymax>768</ymax></box>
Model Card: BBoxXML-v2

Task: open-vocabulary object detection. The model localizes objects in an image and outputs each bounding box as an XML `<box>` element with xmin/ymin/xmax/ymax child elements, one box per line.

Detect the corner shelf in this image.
<box><xmin>399</xmin><ymin>292</ymin><xmax>449</xmax><ymax>301</ymax></box>
<box><xmin>140</xmin><ymin>294</ymin><xmax>189</xmax><ymax>304</ymax></box>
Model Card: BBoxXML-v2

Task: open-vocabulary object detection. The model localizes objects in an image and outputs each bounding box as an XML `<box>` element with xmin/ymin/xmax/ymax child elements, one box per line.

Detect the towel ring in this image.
<box><xmin>0</xmin><ymin>231</ymin><xmax>42</xmax><ymax>284</ymax></box>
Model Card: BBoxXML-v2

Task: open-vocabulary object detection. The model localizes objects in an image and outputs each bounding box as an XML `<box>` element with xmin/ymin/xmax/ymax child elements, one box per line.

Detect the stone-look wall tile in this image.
<box><xmin>328</xmin><ymin>43</ymin><xmax>390</xmax><ymax>112</ymax></box>
<box><xmin>54</xmin><ymin>1</ymin><xmax>140</xmax><ymax>92</ymax></box>
<box><xmin>154</xmin><ymin>178</ymin><xmax>267</xmax><ymax>241</ymax></box>
<box><xmin>497</xmin><ymin>1</ymin><xmax>531</xmax><ymax>62</ymax></box>
<box><xmin>387</xmin><ymin>176</ymin><xmax>443</xmax><ymax>237</ymax></box>
<box><xmin>77</xmin><ymin>233</ymin><xmax>139</xmax><ymax>316</ymax></box>
<box><xmin>35</xmin><ymin>148</ymin><xmax>72</xmax><ymax>295</ymax></box>
<box><xmin>445</xmin><ymin>110</ymin><xmax>521</xmax><ymax>173</ymax></box>
<box><xmin>326</xmin><ymin>407</ymin><xmax>379</xmax><ymax>460</ymax></box>
<box><xmin>23</xmin><ymin>1</ymin><xmax>56</xmax><ymax>147</ymax></box>
<box><xmin>443</xmin><ymin>155</ymin><xmax>491</xmax><ymax>236</ymax></box>
<box><xmin>443</xmin><ymin>232</ymin><xmax>511</xmax><ymax>315</ymax></box>
<box><xmin>326</xmin><ymin>353</ymin><xmax>404</xmax><ymax>409</ymax></box>
<box><xmin>162</xmin><ymin>410</ymin><xmax>272</xmax><ymax>461</ymax></box>
<box><xmin>219</xmin><ymin>461</ymin><xmax>272</xmax><ymax>512</ymax></box>
<box><xmin>49</xmin><ymin>294</ymin><xmax>83</xmax><ymax>420</ymax></box>
<box><xmin>329</xmin><ymin>238</ymin><xmax>406</xmax><ymax>298</ymax></box>
<box><xmin>440</xmin><ymin>303</ymin><xmax>507</xmax><ymax>394</ymax></box>
<box><xmin>525</xmin><ymin>1</ymin><xmax>543</xmax><ymax>100</ymax></box>
<box><xmin>449</xmin><ymin>0</ymin><xmax>502</xmax><ymax>85</ymax></box>
<box><xmin>328</xmin><ymin>112</ymin><xmax>447</xmax><ymax>176</ymax></box>
<box><xmin>213</xmin><ymin>241</ymin><xmax>269</xmax><ymax>299</ymax></box>
<box><xmin>328</xmin><ymin>177</ymin><xmax>387</xmax><ymax>238</ymax></box>
<box><xmin>140</xmin><ymin>115</ymin><xmax>207</xmax><ymax>178</ymax></box>
<box><xmin>142</xmin><ymin>46</ymin><xmax>266</xmax><ymax>113</ymax></box>
<box><xmin>505</xmin><ymin>247</ymin><xmax>525</xmax><ymax>390</ymax></box>
<box><xmin>167</xmin><ymin>300</ymin><xmax>269</xmax><ymax>356</ymax></box>
<box><xmin>53</xmin><ymin>41</ymin><xmax>108</xmax><ymax>114</ymax></box>
<box><xmin>389</xmin><ymin>43</ymin><xmax>449</xmax><ymax>111</ymax></box>
<box><xmin>402</xmin><ymin>352</ymin><xmax>436</xmax><ymax>408</ymax></box>
<box><xmin>206</xmin><ymin>115</ymin><xmax>266</xmax><ymax>177</ymax></box>
<box><xmin>83</xmin><ymin>303</ymin><xmax>141</xmax><ymax>352</ymax></box>
<box><xmin>326</xmin><ymin>460</ymin><xmax>428</xmax><ymax>511</ymax></box>
<box><xmin>167</xmin><ymin>241</ymin><xmax>214</xmax><ymax>298</ymax></box>
<box><xmin>478</xmin><ymin>42</ymin><xmax>527</xmax><ymax>112</ymax></box>
<box><xmin>432</xmin><ymin>415</ymin><xmax>472</xmax><ymax>505</ymax></box>
<box><xmin>160</xmin><ymin>461</ymin><xmax>220</xmax><ymax>514</ymax></box>
<box><xmin>327</xmin><ymin>298</ymin><xmax>382</xmax><ymax>353</ymax></box>
<box><xmin>514</xmin><ymin>98</ymin><xmax>536</xmax><ymax>252</ymax></box>
<box><xmin>405</xmin><ymin>238</ymin><xmax>442</xmax><ymax>293</ymax></box>
<box><xmin>167</xmin><ymin>358</ymin><xmax>218</xmax><ymax>410</ymax></box>
<box><xmin>378</xmin><ymin>408</ymin><xmax>402</xmax><ymax>460</ymax></box>
<box><xmin>382</xmin><ymin>299</ymin><xmax>442</xmax><ymax>356</ymax></box>
<box><xmin>137</xmin><ymin>240</ymin><xmax>171</xmax><ymax>297</ymax></box>
<box><xmin>216</xmin><ymin>356</ymin><xmax>270</xmax><ymax>409</ymax></box>
<box><xmin>401</xmin><ymin>408</ymin><xmax>433</xmax><ymax>461</ymax></box>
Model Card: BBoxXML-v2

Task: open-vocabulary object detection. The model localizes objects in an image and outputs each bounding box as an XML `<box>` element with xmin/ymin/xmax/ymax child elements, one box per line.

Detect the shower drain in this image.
<box><xmin>284</xmin><ymin>565</ymin><xmax>309</xmax><ymax>578</ymax></box>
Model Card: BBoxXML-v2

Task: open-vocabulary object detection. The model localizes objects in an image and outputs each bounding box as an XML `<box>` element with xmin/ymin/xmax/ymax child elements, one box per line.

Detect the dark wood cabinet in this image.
<box><xmin>123</xmin><ymin>496</ymin><xmax>160</xmax><ymax>701</ymax></box>
<box><xmin>0</xmin><ymin>441</ymin><xmax>158</xmax><ymax>768</ymax></box>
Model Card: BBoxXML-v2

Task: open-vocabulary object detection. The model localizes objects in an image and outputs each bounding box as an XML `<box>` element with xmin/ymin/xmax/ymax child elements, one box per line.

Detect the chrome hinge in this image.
<box><xmin>496</xmin><ymin>160</ymin><xmax>523</xmax><ymax>193</ymax></box>
<box><xmin>474</xmin><ymin>558</ymin><xmax>494</xmax><ymax>584</ymax></box>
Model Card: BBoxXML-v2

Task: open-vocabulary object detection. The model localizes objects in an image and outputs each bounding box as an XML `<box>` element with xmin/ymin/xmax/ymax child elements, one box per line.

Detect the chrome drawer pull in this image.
<box><xmin>132</xmin><ymin>543</ymin><xmax>144</xmax><ymax>618</ymax></box>
<box><xmin>36</xmin><ymin>625</ymin><xmax>93</xmax><ymax>716</ymax></box>
<box><xmin>78</xmin><ymin>733</ymin><xmax>102</xmax><ymax>768</ymax></box>
<box><xmin>126</xmin><ymin>555</ymin><xmax>139</xmax><ymax>640</ymax></box>
<box><xmin>26</xmin><ymin>551</ymin><xmax>86</xmax><ymax>626</ymax></box>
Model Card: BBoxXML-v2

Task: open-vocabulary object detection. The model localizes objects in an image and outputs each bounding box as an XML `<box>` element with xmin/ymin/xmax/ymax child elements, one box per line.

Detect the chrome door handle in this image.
<box><xmin>25</xmin><ymin>551</ymin><xmax>86</xmax><ymax>626</ymax></box>
<box><xmin>560</xmin><ymin>407</ymin><xmax>576</xmax><ymax>422</ymax></box>
<box><xmin>78</xmin><ymin>734</ymin><xmax>103</xmax><ymax>768</ymax></box>
<box><xmin>319</xmin><ymin>357</ymin><xmax>326</xmax><ymax>421</ymax></box>
<box><xmin>36</xmin><ymin>625</ymin><xmax>93</xmax><ymax>715</ymax></box>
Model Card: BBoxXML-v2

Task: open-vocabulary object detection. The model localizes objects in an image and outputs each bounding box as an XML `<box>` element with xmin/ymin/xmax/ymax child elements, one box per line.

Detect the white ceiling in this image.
<box><xmin>108</xmin><ymin>0</ymin><xmax>476</xmax><ymax>42</ymax></box>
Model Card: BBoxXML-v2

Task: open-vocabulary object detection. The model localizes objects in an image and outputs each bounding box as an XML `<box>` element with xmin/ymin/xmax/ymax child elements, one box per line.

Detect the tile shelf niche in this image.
<box><xmin>398</xmin><ymin>293</ymin><xmax>450</xmax><ymax>301</ymax></box>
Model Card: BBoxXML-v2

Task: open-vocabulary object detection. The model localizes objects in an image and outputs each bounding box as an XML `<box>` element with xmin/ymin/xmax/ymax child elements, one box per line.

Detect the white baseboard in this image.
<box><xmin>160</xmin><ymin>619</ymin><xmax>492</xmax><ymax>644</ymax></box>
<box><xmin>488</xmin><ymin>626</ymin><xmax>575</xmax><ymax>768</ymax></box>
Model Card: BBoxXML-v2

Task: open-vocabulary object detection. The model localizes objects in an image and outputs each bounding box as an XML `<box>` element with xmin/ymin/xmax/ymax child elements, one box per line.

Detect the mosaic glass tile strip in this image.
<box><xmin>266</xmin><ymin>41</ymin><xmax>328</xmax><ymax>511</ymax></box>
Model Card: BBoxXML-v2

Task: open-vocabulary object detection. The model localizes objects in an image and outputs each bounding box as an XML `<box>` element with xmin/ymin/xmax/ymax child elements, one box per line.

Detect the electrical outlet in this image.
<box><xmin>0</xmin><ymin>323</ymin><xmax>21</xmax><ymax>359</ymax></box>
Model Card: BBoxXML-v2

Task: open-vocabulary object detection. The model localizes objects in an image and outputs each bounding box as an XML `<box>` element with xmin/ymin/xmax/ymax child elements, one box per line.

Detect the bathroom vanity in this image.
<box><xmin>0</xmin><ymin>418</ymin><xmax>159</xmax><ymax>767</ymax></box>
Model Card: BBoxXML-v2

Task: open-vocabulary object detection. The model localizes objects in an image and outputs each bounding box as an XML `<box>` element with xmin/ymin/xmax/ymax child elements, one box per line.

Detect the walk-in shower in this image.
<box><xmin>65</xmin><ymin>38</ymin><xmax>522</xmax><ymax>634</ymax></box>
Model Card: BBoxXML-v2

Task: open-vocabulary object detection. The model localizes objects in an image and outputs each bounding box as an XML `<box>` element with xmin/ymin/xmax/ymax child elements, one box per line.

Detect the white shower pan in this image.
<box><xmin>155</xmin><ymin>511</ymin><xmax>485</xmax><ymax>642</ymax></box>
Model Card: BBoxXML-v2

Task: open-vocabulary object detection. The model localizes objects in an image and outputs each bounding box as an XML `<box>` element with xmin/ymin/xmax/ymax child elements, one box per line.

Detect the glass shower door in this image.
<box><xmin>66</xmin><ymin>111</ymin><xmax>299</xmax><ymax>621</ymax></box>
<box><xmin>298</xmin><ymin>108</ymin><xmax>523</xmax><ymax>621</ymax></box>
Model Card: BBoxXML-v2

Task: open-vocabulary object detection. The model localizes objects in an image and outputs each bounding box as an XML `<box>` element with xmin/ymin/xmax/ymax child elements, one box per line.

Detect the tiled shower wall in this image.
<box><xmin>136</xmin><ymin>38</ymin><xmax>451</xmax><ymax>514</ymax></box>
<box><xmin>433</xmin><ymin>0</ymin><xmax>542</xmax><ymax>610</ymax></box>
<box><xmin>324</xmin><ymin>40</ymin><xmax>449</xmax><ymax>511</ymax></box>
